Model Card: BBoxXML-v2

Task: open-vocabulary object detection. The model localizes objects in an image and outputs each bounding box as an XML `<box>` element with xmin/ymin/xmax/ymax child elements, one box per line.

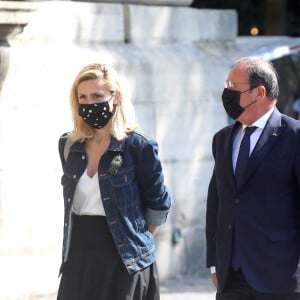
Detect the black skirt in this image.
<box><xmin>57</xmin><ymin>214</ymin><xmax>160</xmax><ymax>300</ymax></box>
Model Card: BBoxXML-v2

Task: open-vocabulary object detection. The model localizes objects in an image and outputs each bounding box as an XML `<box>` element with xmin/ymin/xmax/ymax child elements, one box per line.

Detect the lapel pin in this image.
<box><xmin>272</xmin><ymin>132</ymin><xmax>278</xmax><ymax>137</ymax></box>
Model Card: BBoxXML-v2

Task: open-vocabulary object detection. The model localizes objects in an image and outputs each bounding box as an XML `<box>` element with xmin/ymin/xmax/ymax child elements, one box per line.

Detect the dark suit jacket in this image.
<box><xmin>206</xmin><ymin>108</ymin><xmax>300</xmax><ymax>293</ymax></box>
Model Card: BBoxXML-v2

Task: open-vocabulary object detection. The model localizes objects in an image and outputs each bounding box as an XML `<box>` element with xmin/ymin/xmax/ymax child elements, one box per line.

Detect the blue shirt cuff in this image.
<box><xmin>145</xmin><ymin>208</ymin><xmax>170</xmax><ymax>226</ymax></box>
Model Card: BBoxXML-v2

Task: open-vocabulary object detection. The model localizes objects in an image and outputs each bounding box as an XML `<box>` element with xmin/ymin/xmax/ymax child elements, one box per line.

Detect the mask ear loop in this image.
<box><xmin>240</xmin><ymin>85</ymin><xmax>258</xmax><ymax>94</ymax></box>
<box><xmin>241</xmin><ymin>86</ymin><xmax>259</xmax><ymax>109</ymax></box>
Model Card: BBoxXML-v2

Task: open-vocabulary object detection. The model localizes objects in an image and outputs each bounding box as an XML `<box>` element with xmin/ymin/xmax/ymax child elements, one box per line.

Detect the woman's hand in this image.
<box><xmin>148</xmin><ymin>225</ymin><xmax>159</xmax><ymax>236</ymax></box>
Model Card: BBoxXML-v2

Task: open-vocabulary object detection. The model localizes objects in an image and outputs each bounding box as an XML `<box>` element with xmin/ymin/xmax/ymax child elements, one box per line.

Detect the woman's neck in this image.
<box><xmin>91</xmin><ymin>127</ymin><xmax>111</xmax><ymax>144</ymax></box>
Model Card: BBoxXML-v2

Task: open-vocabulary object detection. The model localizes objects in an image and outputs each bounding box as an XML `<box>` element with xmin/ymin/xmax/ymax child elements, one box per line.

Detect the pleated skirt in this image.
<box><xmin>57</xmin><ymin>214</ymin><xmax>160</xmax><ymax>300</ymax></box>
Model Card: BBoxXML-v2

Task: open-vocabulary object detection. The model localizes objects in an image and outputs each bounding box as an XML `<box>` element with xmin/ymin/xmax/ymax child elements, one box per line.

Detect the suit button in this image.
<box><xmin>228</xmin><ymin>225</ymin><xmax>232</xmax><ymax>230</ymax></box>
<box><xmin>234</xmin><ymin>198</ymin><xmax>239</xmax><ymax>204</ymax></box>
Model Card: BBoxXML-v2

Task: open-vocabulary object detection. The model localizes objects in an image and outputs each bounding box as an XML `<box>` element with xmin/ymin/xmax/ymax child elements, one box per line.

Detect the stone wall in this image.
<box><xmin>0</xmin><ymin>1</ymin><xmax>244</xmax><ymax>298</ymax></box>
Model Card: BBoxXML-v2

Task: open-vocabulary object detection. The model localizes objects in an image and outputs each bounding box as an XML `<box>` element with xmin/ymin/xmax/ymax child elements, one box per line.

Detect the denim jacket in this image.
<box><xmin>58</xmin><ymin>131</ymin><xmax>171</xmax><ymax>274</ymax></box>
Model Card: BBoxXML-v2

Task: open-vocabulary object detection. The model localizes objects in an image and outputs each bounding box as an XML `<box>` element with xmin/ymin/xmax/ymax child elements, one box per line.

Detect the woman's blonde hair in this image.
<box><xmin>68</xmin><ymin>63</ymin><xmax>138</xmax><ymax>141</ymax></box>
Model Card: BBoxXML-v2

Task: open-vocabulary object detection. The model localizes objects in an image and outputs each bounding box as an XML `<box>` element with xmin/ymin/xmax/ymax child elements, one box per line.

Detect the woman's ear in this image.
<box><xmin>113</xmin><ymin>91</ymin><xmax>120</xmax><ymax>105</ymax></box>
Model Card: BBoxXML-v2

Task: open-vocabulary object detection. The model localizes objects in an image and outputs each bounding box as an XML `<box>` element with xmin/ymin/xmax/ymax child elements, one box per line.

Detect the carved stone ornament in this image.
<box><xmin>0</xmin><ymin>1</ymin><xmax>36</xmax><ymax>91</ymax></box>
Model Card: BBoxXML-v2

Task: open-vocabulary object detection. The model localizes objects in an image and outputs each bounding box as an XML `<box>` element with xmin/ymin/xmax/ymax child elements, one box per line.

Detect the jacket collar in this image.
<box><xmin>69</xmin><ymin>136</ymin><xmax>126</xmax><ymax>154</ymax></box>
<box><xmin>107</xmin><ymin>136</ymin><xmax>126</xmax><ymax>153</ymax></box>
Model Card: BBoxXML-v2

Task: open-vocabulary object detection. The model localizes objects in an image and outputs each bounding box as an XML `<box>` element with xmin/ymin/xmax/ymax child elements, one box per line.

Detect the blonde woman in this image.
<box><xmin>57</xmin><ymin>63</ymin><xmax>171</xmax><ymax>300</ymax></box>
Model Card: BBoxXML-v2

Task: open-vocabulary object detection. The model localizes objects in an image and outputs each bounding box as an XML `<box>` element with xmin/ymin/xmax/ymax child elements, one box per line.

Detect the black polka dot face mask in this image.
<box><xmin>78</xmin><ymin>101</ymin><xmax>113</xmax><ymax>129</ymax></box>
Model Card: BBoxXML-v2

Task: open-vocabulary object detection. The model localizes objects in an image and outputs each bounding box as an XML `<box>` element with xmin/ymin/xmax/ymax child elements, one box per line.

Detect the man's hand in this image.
<box><xmin>211</xmin><ymin>273</ymin><xmax>218</xmax><ymax>288</ymax></box>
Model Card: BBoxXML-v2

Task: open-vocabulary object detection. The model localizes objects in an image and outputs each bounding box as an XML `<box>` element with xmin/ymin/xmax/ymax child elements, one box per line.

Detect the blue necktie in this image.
<box><xmin>232</xmin><ymin>127</ymin><xmax>257</xmax><ymax>269</ymax></box>
<box><xmin>235</xmin><ymin>126</ymin><xmax>257</xmax><ymax>188</ymax></box>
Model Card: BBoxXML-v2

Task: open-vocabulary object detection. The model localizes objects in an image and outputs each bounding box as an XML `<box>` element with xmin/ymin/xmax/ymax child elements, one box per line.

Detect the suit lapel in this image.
<box><xmin>225</xmin><ymin>122</ymin><xmax>241</xmax><ymax>188</ymax></box>
<box><xmin>238</xmin><ymin>108</ymin><xmax>283</xmax><ymax>189</ymax></box>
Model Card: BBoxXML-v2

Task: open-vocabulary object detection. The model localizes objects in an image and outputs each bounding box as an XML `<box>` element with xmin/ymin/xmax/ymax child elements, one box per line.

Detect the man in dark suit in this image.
<box><xmin>206</xmin><ymin>56</ymin><xmax>300</xmax><ymax>300</ymax></box>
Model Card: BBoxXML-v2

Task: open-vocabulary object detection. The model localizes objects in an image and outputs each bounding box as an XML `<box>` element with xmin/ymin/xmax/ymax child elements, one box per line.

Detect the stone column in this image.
<box><xmin>0</xmin><ymin>25</ymin><xmax>10</xmax><ymax>93</ymax></box>
<box><xmin>0</xmin><ymin>0</ymin><xmax>35</xmax><ymax>226</ymax></box>
<box><xmin>0</xmin><ymin>1</ymin><xmax>36</xmax><ymax>90</ymax></box>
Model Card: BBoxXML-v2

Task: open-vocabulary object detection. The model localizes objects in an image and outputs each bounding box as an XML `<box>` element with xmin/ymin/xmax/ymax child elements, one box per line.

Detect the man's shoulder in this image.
<box><xmin>214</xmin><ymin>123</ymin><xmax>236</xmax><ymax>138</ymax></box>
<box><xmin>281</xmin><ymin>113</ymin><xmax>300</xmax><ymax>126</ymax></box>
<box><xmin>279</xmin><ymin>114</ymin><xmax>300</xmax><ymax>137</ymax></box>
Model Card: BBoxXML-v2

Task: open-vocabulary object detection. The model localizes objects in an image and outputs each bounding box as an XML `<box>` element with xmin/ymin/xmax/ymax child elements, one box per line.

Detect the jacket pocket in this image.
<box><xmin>110</xmin><ymin>168</ymin><xmax>135</xmax><ymax>187</ymax></box>
<box><xmin>61</xmin><ymin>172</ymin><xmax>77</xmax><ymax>185</ymax></box>
<box><xmin>61</xmin><ymin>174</ymin><xmax>68</xmax><ymax>185</ymax></box>
<box><xmin>60</xmin><ymin>173</ymin><xmax>77</xmax><ymax>205</ymax></box>
<box><xmin>109</xmin><ymin>168</ymin><xmax>139</xmax><ymax>208</ymax></box>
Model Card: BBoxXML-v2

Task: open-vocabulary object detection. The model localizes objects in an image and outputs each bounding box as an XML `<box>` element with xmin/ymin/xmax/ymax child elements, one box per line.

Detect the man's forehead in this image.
<box><xmin>229</xmin><ymin>64</ymin><xmax>248</xmax><ymax>79</ymax></box>
<box><xmin>233</xmin><ymin>61</ymin><xmax>248</xmax><ymax>72</ymax></box>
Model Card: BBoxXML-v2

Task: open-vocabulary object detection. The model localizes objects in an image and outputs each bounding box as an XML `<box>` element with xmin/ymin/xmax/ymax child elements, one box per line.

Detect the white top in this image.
<box><xmin>72</xmin><ymin>169</ymin><xmax>106</xmax><ymax>216</ymax></box>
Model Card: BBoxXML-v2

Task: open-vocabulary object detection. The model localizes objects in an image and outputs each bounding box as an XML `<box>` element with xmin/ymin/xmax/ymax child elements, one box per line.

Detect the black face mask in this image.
<box><xmin>221</xmin><ymin>88</ymin><xmax>257</xmax><ymax>120</ymax></box>
<box><xmin>78</xmin><ymin>101</ymin><xmax>113</xmax><ymax>129</ymax></box>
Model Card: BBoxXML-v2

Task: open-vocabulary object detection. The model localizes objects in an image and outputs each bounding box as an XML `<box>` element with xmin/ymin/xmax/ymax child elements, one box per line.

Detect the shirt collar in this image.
<box><xmin>242</xmin><ymin>107</ymin><xmax>275</xmax><ymax>130</ymax></box>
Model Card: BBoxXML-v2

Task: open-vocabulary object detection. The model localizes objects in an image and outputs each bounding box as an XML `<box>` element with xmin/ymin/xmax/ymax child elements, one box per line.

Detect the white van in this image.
<box><xmin>236</xmin><ymin>36</ymin><xmax>300</xmax><ymax>120</ymax></box>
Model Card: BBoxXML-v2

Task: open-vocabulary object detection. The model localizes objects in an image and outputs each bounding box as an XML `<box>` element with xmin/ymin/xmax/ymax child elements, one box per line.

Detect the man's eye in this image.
<box><xmin>78</xmin><ymin>95</ymin><xmax>86</xmax><ymax>100</ymax></box>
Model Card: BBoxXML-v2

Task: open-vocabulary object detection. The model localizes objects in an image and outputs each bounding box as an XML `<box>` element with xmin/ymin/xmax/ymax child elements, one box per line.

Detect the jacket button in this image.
<box><xmin>67</xmin><ymin>198</ymin><xmax>71</xmax><ymax>203</ymax></box>
<box><xmin>73</xmin><ymin>174</ymin><xmax>77</xmax><ymax>179</ymax></box>
<box><xmin>81</xmin><ymin>155</ymin><xmax>86</xmax><ymax>160</ymax></box>
<box><xmin>233</xmin><ymin>198</ymin><xmax>239</xmax><ymax>204</ymax></box>
<box><xmin>64</xmin><ymin>223</ymin><xmax>67</xmax><ymax>227</ymax></box>
<box><xmin>228</xmin><ymin>225</ymin><xmax>232</xmax><ymax>230</ymax></box>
